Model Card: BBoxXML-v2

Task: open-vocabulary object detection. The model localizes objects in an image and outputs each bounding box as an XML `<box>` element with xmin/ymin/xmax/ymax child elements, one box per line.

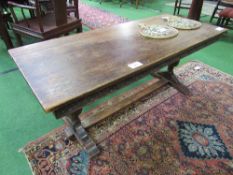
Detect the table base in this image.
<box><xmin>62</xmin><ymin>109</ymin><xmax>100</xmax><ymax>158</ymax></box>
<box><xmin>55</xmin><ymin>61</ymin><xmax>190</xmax><ymax>158</ymax></box>
<box><xmin>154</xmin><ymin>61</ymin><xmax>190</xmax><ymax>95</ymax></box>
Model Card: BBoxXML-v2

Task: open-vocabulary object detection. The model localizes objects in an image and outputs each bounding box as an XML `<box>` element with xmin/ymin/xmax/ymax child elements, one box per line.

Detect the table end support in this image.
<box><xmin>152</xmin><ymin>61</ymin><xmax>191</xmax><ymax>95</ymax></box>
<box><xmin>56</xmin><ymin>109</ymin><xmax>100</xmax><ymax>158</ymax></box>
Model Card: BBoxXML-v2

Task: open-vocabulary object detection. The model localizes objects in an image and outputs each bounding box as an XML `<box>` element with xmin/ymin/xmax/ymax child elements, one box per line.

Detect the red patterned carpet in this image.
<box><xmin>79</xmin><ymin>2</ymin><xmax>128</xmax><ymax>29</ymax></box>
<box><xmin>22</xmin><ymin>61</ymin><xmax>233</xmax><ymax>175</ymax></box>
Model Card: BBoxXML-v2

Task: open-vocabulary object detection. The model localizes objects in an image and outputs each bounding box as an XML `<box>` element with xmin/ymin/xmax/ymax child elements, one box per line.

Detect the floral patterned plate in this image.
<box><xmin>167</xmin><ymin>16</ymin><xmax>202</xmax><ymax>30</ymax></box>
<box><xmin>139</xmin><ymin>24</ymin><xmax>179</xmax><ymax>39</ymax></box>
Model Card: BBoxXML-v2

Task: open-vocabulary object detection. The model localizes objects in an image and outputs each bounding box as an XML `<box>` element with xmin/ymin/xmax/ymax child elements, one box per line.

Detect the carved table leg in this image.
<box><xmin>62</xmin><ymin>109</ymin><xmax>100</xmax><ymax>158</ymax></box>
<box><xmin>152</xmin><ymin>61</ymin><xmax>190</xmax><ymax>95</ymax></box>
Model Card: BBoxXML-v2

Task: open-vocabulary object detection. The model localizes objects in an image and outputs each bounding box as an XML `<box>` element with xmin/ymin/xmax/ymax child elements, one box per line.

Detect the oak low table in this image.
<box><xmin>9</xmin><ymin>15</ymin><xmax>227</xmax><ymax>158</ymax></box>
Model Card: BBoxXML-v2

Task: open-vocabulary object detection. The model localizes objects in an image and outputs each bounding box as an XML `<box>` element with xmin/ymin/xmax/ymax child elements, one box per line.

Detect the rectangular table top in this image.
<box><xmin>9</xmin><ymin>14</ymin><xmax>227</xmax><ymax>112</ymax></box>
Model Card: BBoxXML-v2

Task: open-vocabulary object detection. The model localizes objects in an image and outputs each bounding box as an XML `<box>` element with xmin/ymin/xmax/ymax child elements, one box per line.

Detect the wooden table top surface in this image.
<box><xmin>9</xmin><ymin>14</ymin><xmax>227</xmax><ymax>112</ymax></box>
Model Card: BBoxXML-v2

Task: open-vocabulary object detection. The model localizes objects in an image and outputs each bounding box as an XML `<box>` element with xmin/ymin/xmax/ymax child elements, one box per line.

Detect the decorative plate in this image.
<box><xmin>139</xmin><ymin>24</ymin><xmax>179</xmax><ymax>39</ymax></box>
<box><xmin>167</xmin><ymin>16</ymin><xmax>202</xmax><ymax>30</ymax></box>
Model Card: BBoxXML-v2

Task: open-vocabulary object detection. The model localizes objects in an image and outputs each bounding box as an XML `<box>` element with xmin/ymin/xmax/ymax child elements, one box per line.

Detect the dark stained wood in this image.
<box><xmin>0</xmin><ymin>12</ymin><xmax>13</xmax><ymax>49</ymax></box>
<box><xmin>81</xmin><ymin>78</ymin><xmax>167</xmax><ymax>128</ymax></box>
<box><xmin>9</xmin><ymin>15</ymin><xmax>227</xmax><ymax>112</ymax></box>
<box><xmin>53</xmin><ymin>66</ymin><xmax>160</xmax><ymax>119</ymax></box>
<box><xmin>61</xmin><ymin>109</ymin><xmax>100</xmax><ymax>158</ymax></box>
<box><xmin>154</xmin><ymin>61</ymin><xmax>190</xmax><ymax>96</ymax></box>
<box><xmin>188</xmin><ymin>0</ymin><xmax>204</xmax><ymax>20</ymax></box>
<box><xmin>8</xmin><ymin>0</ymin><xmax>82</xmax><ymax>44</ymax></box>
<box><xmin>53</xmin><ymin>0</ymin><xmax>67</xmax><ymax>26</ymax></box>
<box><xmin>67</xmin><ymin>0</ymin><xmax>80</xmax><ymax>19</ymax></box>
<box><xmin>9</xmin><ymin>15</ymin><xmax>227</xmax><ymax>157</ymax></box>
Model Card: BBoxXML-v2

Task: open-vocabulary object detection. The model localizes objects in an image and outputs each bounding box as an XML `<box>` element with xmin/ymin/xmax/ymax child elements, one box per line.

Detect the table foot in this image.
<box><xmin>152</xmin><ymin>61</ymin><xmax>190</xmax><ymax>95</ymax></box>
<box><xmin>62</xmin><ymin>109</ymin><xmax>100</xmax><ymax>158</ymax></box>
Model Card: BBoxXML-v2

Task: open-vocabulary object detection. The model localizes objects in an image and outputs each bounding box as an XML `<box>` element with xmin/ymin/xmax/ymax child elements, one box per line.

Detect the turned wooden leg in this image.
<box><xmin>61</xmin><ymin>109</ymin><xmax>100</xmax><ymax>158</ymax></box>
<box><xmin>152</xmin><ymin>61</ymin><xmax>190</xmax><ymax>95</ymax></box>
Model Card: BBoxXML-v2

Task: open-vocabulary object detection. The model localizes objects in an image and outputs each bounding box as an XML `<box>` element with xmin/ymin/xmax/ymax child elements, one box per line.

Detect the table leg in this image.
<box><xmin>62</xmin><ymin>109</ymin><xmax>100</xmax><ymax>158</ymax></box>
<box><xmin>188</xmin><ymin>0</ymin><xmax>204</xmax><ymax>21</ymax></box>
<box><xmin>152</xmin><ymin>61</ymin><xmax>190</xmax><ymax>95</ymax></box>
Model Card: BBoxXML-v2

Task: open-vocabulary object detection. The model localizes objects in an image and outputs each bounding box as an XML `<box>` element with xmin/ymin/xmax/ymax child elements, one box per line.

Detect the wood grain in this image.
<box><xmin>81</xmin><ymin>78</ymin><xmax>167</xmax><ymax>128</ymax></box>
<box><xmin>9</xmin><ymin>14</ymin><xmax>227</xmax><ymax>112</ymax></box>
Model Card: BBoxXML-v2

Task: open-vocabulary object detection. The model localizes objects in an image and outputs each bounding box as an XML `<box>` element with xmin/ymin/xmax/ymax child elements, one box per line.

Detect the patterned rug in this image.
<box><xmin>21</xmin><ymin>61</ymin><xmax>233</xmax><ymax>175</ymax></box>
<box><xmin>79</xmin><ymin>2</ymin><xmax>128</xmax><ymax>29</ymax></box>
